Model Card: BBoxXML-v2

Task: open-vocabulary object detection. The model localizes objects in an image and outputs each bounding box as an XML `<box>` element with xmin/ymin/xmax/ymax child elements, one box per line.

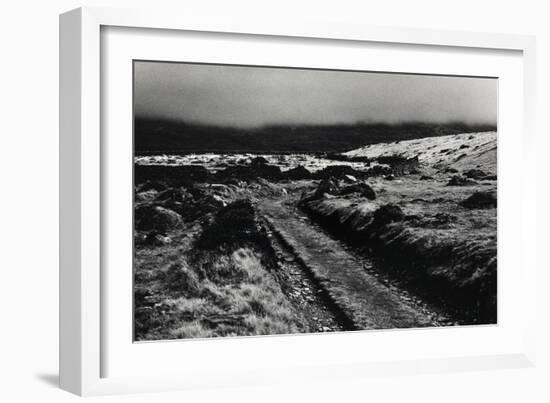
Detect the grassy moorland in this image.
<box><xmin>134</xmin><ymin>129</ymin><xmax>498</xmax><ymax>340</ymax></box>
<box><xmin>300</xmin><ymin>132</ymin><xmax>497</xmax><ymax>323</ymax></box>
<box><xmin>134</xmin><ymin>200</ymin><xmax>312</xmax><ymax>340</ymax></box>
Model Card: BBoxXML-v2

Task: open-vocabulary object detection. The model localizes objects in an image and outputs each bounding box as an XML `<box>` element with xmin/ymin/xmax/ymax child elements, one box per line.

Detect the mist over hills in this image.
<box><xmin>134</xmin><ymin>118</ymin><xmax>496</xmax><ymax>154</ymax></box>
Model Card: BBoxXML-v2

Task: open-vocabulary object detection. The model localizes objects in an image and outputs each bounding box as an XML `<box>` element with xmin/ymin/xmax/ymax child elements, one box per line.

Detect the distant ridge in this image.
<box><xmin>134</xmin><ymin>118</ymin><xmax>496</xmax><ymax>154</ymax></box>
<box><xmin>345</xmin><ymin>131</ymin><xmax>497</xmax><ymax>175</ymax></box>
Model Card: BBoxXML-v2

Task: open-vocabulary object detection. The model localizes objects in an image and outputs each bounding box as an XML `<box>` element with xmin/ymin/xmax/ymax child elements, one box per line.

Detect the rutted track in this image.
<box><xmin>259</xmin><ymin>198</ymin><xmax>443</xmax><ymax>330</ymax></box>
<box><xmin>261</xmin><ymin>218</ymin><xmax>350</xmax><ymax>332</ymax></box>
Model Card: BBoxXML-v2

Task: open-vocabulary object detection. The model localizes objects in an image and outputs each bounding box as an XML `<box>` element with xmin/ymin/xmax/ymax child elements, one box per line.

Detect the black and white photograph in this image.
<box><xmin>133</xmin><ymin>61</ymin><xmax>497</xmax><ymax>341</ymax></box>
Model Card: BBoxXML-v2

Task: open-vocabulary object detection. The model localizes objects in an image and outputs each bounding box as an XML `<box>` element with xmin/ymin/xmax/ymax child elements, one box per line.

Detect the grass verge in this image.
<box><xmin>134</xmin><ymin>200</ymin><xmax>305</xmax><ymax>340</ymax></box>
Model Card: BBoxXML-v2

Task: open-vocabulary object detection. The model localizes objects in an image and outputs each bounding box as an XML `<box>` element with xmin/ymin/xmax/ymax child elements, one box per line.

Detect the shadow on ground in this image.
<box><xmin>35</xmin><ymin>373</ymin><xmax>59</xmax><ymax>387</ymax></box>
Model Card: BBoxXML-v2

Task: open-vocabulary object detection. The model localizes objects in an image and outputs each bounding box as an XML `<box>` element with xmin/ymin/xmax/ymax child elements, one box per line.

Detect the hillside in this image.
<box><xmin>345</xmin><ymin>131</ymin><xmax>497</xmax><ymax>174</ymax></box>
<box><xmin>134</xmin><ymin>118</ymin><xmax>496</xmax><ymax>154</ymax></box>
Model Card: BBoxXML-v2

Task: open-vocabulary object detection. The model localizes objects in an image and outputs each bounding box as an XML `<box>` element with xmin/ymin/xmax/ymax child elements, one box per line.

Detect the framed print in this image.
<box><xmin>59</xmin><ymin>7</ymin><xmax>537</xmax><ymax>396</ymax></box>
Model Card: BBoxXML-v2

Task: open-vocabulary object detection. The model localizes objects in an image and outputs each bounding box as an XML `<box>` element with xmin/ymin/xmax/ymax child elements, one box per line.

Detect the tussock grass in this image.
<box><xmin>135</xmin><ymin>200</ymin><xmax>305</xmax><ymax>340</ymax></box>
<box><xmin>136</xmin><ymin>248</ymin><xmax>302</xmax><ymax>340</ymax></box>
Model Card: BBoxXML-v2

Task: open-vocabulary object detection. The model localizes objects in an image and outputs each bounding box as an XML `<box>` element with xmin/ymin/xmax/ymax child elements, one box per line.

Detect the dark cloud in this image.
<box><xmin>134</xmin><ymin>61</ymin><xmax>497</xmax><ymax>127</ymax></box>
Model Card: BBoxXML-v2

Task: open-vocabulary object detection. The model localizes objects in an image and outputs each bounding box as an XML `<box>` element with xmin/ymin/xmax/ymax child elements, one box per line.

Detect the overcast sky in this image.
<box><xmin>134</xmin><ymin>61</ymin><xmax>497</xmax><ymax>127</ymax></box>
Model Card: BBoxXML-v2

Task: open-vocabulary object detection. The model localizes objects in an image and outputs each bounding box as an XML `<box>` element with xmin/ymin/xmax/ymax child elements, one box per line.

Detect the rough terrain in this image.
<box><xmin>134</xmin><ymin>131</ymin><xmax>497</xmax><ymax>340</ymax></box>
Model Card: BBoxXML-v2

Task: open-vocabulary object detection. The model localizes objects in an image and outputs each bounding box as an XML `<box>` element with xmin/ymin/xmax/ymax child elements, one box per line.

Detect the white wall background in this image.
<box><xmin>0</xmin><ymin>1</ymin><xmax>547</xmax><ymax>401</ymax></box>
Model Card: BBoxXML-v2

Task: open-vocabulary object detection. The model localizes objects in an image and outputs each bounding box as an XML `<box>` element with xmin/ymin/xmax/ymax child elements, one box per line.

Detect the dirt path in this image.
<box><xmin>258</xmin><ymin>198</ymin><xmax>440</xmax><ymax>330</ymax></box>
<box><xmin>261</xmin><ymin>221</ymin><xmax>348</xmax><ymax>333</ymax></box>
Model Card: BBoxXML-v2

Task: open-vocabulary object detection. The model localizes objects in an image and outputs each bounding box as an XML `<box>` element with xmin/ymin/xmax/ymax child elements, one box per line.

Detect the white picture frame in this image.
<box><xmin>59</xmin><ymin>6</ymin><xmax>537</xmax><ymax>396</ymax></box>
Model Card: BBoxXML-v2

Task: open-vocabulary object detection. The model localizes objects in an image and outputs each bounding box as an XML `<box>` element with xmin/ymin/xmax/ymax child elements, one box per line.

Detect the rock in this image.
<box><xmin>446</xmin><ymin>175</ymin><xmax>477</xmax><ymax>186</ymax></box>
<box><xmin>135</xmin><ymin>205</ymin><xmax>183</xmax><ymax>232</ymax></box>
<box><xmin>376</xmin><ymin>154</ymin><xmax>410</xmax><ymax>165</ymax></box>
<box><xmin>460</xmin><ymin>191</ymin><xmax>497</xmax><ymax>209</ymax></box>
<box><xmin>283</xmin><ymin>165</ymin><xmax>312</xmax><ymax>180</ymax></box>
<box><xmin>300</xmin><ymin>178</ymin><xmax>339</xmax><ymax>205</ymax></box>
<box><xmin>420</xmin><ymin>175</ymin><xmax>433</xmax><ymax>180</ymax></box>
<box><xmin>250</xmin><ymin>156</ymin><xmax>269</xmax><ymax>166</ymax></box>
<box><xmin>463</xmin><ymin>169</ymin><xmax>487</xmax><ymax>179</ymax></box>
<box><xmin>343</xmin><ymin>174</ymin><xmax>357</xmax><ymax>183</ymax></box>
<box><xmin>443</xmin><ymin>167</ymin><xmax>458</xmax><ymax>174</ymax></box>
<box><xmin>378</xmin><ymin>155</ymin><xmax>420</xmax><ymax>175</ymax></box>
<box><xmin>365</xmin><ymin>165</ymin><xmax>392</xmax><ymax>177</ymax></box>
<box><xmin>339</xmin><ymin>182</ymin><xmax>376</xmax><ymax>200</ymax></box>
<box><xmin>384</xmin><ymin>174</ymin><xmax>395</xmax><ymax>181</ymax></box>
<box><xmin>315</xmin><ymin>165</ymin><xmax>361</xmax><ymax>180</ymax></box>
<box><xmin>313</xmin><ymin>178</ymin><xmax>339</xmax><ymax>199</ymax></box>
<box><xmin>215</xmin><ymin>163</ymin><xmax>282</xmax><ymax>181</ymax></box>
